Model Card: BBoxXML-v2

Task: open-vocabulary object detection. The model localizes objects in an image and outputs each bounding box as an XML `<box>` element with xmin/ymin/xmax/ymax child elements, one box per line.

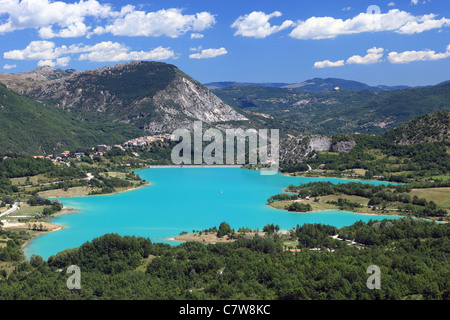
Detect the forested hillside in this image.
<box><xmin>0</xmin><ymin>218</ymin><xmax>448</xmax><ymax>300</ymax></box>
<box><xmin>384</xmin><ymin>110</ymin><xmax>449</xmax><ymax>145</ymax></box>
<box><xmin>0</xmin><ymin>83</ymin><xmax>145</xmax><ymax>154</ymax></box>
<box><xmin>214</xmin><ymin>82</ymin><xmax>450</xmax><ymax>135</ymax></box>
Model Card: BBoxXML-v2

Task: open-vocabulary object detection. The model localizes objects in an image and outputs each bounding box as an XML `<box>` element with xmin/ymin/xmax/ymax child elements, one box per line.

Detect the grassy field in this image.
<box><xmin>283</xmin><ymin>239</ymin><xmax>299</xmax><ymax>249</ymax></box>
<box><xmin>350</xmin><ymin>169</ymin><xmax>367</xmax><ymax>176</ymax></box>
<box><xmin>366</xmin><ymin>149</ymin><xmax>386</xmax><ymax>160</ymax></box>
<box><xmin>10</xmin><ymin>174</ymin><xmax>57</xmax><ymax>186</ymax></box>
<box><xmin>39</xmin><ymin>186</ymin><xmax>99</xmax><ymax>198</ymax></box>
<box><xmin>12</xmin><ymin>203</ymin><xmax>47</xmax><ymax>218</ymax></box>
<box><xmin>269</xmin><ymin>196</ymin><xmax>405</xmax><ymax>216</ymax></box>
<box><xmin>0</xmin><ymin>262</ymin><xmax>16</xmax><ymax>277</ymax></box>
<box><xmin>269</xmin><ymin>199</ymin><xmax>337</xmax><ymax>212</ymax></box>
<box><xmin>135</xmin><ymin>255</ymin><xmax>157</xmax><ymax>272</ymax></box>
<box><xmin>410</xmin><ymin>187</ymin><xmax>450</xmax><ymax>210</ymax></box>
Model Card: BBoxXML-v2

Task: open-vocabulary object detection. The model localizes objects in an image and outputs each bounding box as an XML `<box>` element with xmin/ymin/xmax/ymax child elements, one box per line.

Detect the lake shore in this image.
<box><xmin>6</xmin><ymin>183</ymin><xmax>151</xmax><ymax>256</ymax></box>
<box><xmin>166</xmin><ymin>231</ymin><xmax>267</xmax><ymax>244</ymax></box>
<box><xmin>38</xmin><ymin>181</ymin><xmax>151</xmax><ymax>199</ymax></box>
<box><xmin>146</xmin><ymin>165</ymin><xmax>242</xmax><ymax>168</ymax></box>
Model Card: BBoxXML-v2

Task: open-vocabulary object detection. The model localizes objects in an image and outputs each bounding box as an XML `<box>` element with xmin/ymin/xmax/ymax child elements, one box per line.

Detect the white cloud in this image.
<box><xmin>411</xmin><ymin>0</ymin><xmax>419</xmax><ymax>5</ymax></box>
<box><xmin>388</xmin><ymin>45</ymin><xmax>450</xmax><ymax>64</ymax></box>
<box><xmin>3</xmin><ymin>63</ymin><xmax>16</xmax><ymax>70</ymax></box>
<box><xmin>0</xmin><ymin>0</ymin><xmax>113</xmax><ymax>36</ymax></box>
<box><xmin>313</xmin><ymin>60</ymin><xmax>345</xmax><ymax>68</ymax></box>
<box><xmin>346</xmin><ymin>47</ymin><xmax>384</xmax><ymax>65</ymax></box>
<box><xmin>0</xmin><ymin>1</ymin><xmax>216</xmax><ymax>39</ymax></box>
<box><xmin>37</xmin><ymin>59</ymin><xmax>56</xmax><ymax>67</ymax></box>
<box><xmin>315</xmin><ymin>44</ymin><xmax>450</xmax><ymax>67</ymax></box>
<box><xmin>231</xmin><ymin>11</ymin><xmax>294</xmax><ymax>38</ymax></box>
<box><xmin>4</xmin><ymin>40</ymin><xmax>175</xmax><ymax>66</ymax></box>
<box><xmin>397</xmin><ymin>16</ymin><xmax>450</xmax><ymax>34</ymax></box>
<box><xmin>94</xmin><ymin>8</ymin><xmax>216</xmax><ymax>38</ymax></box>
<box><xmin>388</xmin><ymin>2</ymin><xmax>396</xmax><ymax>7</ymax></box>
<box><xmin>289</xmin><ymin>9</ymin><xmax>450</xmax><ymax>40</ymax></box>
<box><xmin>38</xmin><ymin>21</ymin><xmax>90</xmax><ymax>39</ymax></box>
<box><xmin>56</xmin><ymin>56</ymin><xmax>71</xmax><ymax>66</ymax></box>
<box><xmin>4</xmin><ymin>41</ymin><xmax>63</xmax><ymax>60</ymax></box>
<box><xmin>190</xmin><ymin>33</ymin><xmax>204</xmax><ymax>39</ymax></box>
<box><xmin>189</xmin><ymin>47</ymin><xmax>227</xmax><ymax>59</ymax></box>
<box><xmin>78</xmin><ymin>42</ymin><xmax>175</xmax><ymax>62</ymax></box>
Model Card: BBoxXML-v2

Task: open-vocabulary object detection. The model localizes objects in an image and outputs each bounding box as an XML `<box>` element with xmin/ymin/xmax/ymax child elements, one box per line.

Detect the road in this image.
<box><xmin>0</xmin><ymin>204</ymin><xmax>19</xmax><ymax>219</ymax></box>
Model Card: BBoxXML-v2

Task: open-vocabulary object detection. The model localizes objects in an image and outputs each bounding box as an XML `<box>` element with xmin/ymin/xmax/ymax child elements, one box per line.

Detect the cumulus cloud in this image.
<box><xmin>190</xmin><ymin>33</ymin><xmax>204</xmax><ymax>39</ymax></box>
<box><xmin>3</xmin><ymin>63</ymin><xmax>16</xmax><ymax>70</ymax></box>
<box><xmin>346</xmin><ymin>47</ymin><xmax>384</xmax><ymax>65</ymax></box>
<box><xmin>0</xmin><ymin>1</ymin><xmax>216</xmax><ymax>39</ymax></box>
<box><xmin>93</xmin><ymin>8</ymin><xmax>216</xmax><ymax>38</ymax></box>
<box><xmin>3</xmin><ymin>40</ymin><xmax>67</xmax><ymax>60</ymax></box>
<box><xmin>189</xmin><ymin>47</ymin><xmax>227</xmax><ymax>59</ymax></box>
<box><xmin>3</xmin><ymin>40</ymin><xmax>175</xmax><ymax>66</ymax></box>
<box><xmin>231</xmin><ymin>11</ymin><xmax>294</xmax><ymax>38</ymax></box>
<box><xmin>388</xmin><ymin>45</ymin><xmax>450</xmax><ymax>64</ymax></box>
<box><xmin>78</xmin><ymin>42</ymin><xmax>175</xmax><ymax>62</ymax></box>
<box><xmin>313</xmin><ymin>60</ymin><xmax>345</xmax><ymax>69</ymax></box>
<box><xmin>289</xmin><ymin>9</ymin><xmax>450</xmax><ymax>40</ymax></box>
<box><xmin>388</xmin><ymin>2</ymin><xmax>396</xmax><ymax>7</ymax></box>
<box><xmin>315</xmin><ymin>44</ymin><xmax>450</xmax><ymax>67</ymax></box>
<box><xmin>0</xmin><ymin>0</ymin><xmax>113</xmax><ymax>37</ymax></box>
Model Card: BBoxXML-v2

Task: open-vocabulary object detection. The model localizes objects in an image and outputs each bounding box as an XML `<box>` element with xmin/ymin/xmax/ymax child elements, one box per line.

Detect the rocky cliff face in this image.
<box><xmin>23</xmin><ymin>61</ymin><xmax>247</xmax><ymax>133</ymax></box>
<box><xmin>280</xmin><ymin>135</ymin><xmax>356</xmax><ymax>163</ymax></box>
<box><xmin>308</xmin><ymin>136</ymin><xmax>333</xmax><ymax>153</ymax></box>
<box><xmin>334</xmin><ymin>140</ymin><xmax>357</xmax><ymax>153</ymax></box>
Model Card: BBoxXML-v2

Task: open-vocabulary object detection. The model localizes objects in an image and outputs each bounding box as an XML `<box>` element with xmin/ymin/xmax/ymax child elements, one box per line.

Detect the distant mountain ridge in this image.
<box><xmin>205</xmin><ymin>82</ymin><xmax>291</xmax><ymax>90</ymax></box>
<box><xmin>213</xmin><ymin>81</ymin><xmax>450</xmax><ymax>135</ymax></box>
<box><xmin>206</xmin><ymin>78</ymin><xmax>415</xmax><ymax>93</ymax></box>
<box><xmin>281</xmin><ymin>78</ymin><xmax>412</xmax><ymax>92</ymax></box>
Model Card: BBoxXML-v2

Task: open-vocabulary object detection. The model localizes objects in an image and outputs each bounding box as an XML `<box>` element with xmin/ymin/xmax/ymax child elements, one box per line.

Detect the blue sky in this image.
<box><xmin>1</xmin><ymin>0</ymin><xmax>449</xmax><ymax>86</ymax></box>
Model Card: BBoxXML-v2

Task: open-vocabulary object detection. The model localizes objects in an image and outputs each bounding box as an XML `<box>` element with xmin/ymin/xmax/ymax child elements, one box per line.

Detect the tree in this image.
<box><xmin>217</xmin><ymin>222</ymin><xmax>232</xmax><ymax>238</ymax></box>
<box><xmin>30</xmin><ymin>254</ymin><xmax>44</xmax><ymax>268</ymax></box>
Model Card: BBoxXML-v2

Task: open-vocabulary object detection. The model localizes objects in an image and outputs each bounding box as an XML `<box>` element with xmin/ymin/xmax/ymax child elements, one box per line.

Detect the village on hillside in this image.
<box><xmin>21</xmin><ymin>134</ymin><xmax>176</xmax><ymax>164</ymax></box>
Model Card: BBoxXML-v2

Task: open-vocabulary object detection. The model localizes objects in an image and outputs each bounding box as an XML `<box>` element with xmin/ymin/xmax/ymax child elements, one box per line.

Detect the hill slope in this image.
<box><xmin>282</xmin><ymin>78</ymin><xmax>411</xmax><ymax>92</ymax></box>
<box><xmin>0</xmin><ymin>66</ymin><xmax>76</xmax><ymax>93</ymax></box>
<box><xmin>207</xmin><ymin>78</ymin><xmax>412</xmax><ymax>92</ymax></box>
<box><xmin>24</xmin><ymin>61</ymin><xmax>248</xmax><ymax>133</ymax></box>
<box><xmin>0</xmin><ymin>83</ymin><xmax>145</xmax><ymax>154</ymax></box>
<box><xmin>214</xmin><ymin>82</ymin><xmax>450</xmax><ymax>135</ymax></box>
<box><xmin>384</xmin><ymin>110</ymin><xmax>450</xmax><ymax>145</ymax></box>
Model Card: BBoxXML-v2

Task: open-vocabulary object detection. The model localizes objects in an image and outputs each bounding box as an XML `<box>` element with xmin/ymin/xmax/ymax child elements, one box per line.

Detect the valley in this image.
<box><xmin>0</xmin><ymin>61</ymin><xmax>448</xmax><ymax>302</ymax></box>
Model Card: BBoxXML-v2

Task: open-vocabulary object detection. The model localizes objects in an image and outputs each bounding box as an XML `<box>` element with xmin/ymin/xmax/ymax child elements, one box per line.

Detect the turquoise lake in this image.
<box><xmin>24</xmin><ymin>168</ymin><xmax>401</xmax><ymax>259</ymax></box>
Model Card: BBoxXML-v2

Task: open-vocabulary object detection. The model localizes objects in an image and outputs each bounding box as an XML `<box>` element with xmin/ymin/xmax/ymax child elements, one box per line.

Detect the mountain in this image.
<box><xmin>0</xmin><ymin>83</ymin><xmax>145</xmax><ymax>154</ymax></box>
<box><xmin>213</xmin><ymin>82</ymin><xmax>450</xmax><ymax>135</ymax></box>
<box><xmin>205</xmin><ymin>81</ymin><xmax>291</xmax><ymax>90</ymax></box>
<box><xmin>207</xmin><ymin>78</ymin><xmax>411</xmax><ymax>92</ymax></box>
<box><xmin>0</xmin><ymin>66</ymin><xmax>77</xmax><ymax>93</ymax></box>
<box><xmin>281</xmin><ymin>78</ymin><xmax>411</xmax><ymax>92</ymax></box>
<box><xmin>22</xmin><ymin>61</ymin><xmax>248</xmax><ymax>133</ymax></box>
<box><xmin>384</xmin><ymin>110</ymin><xmax>450</xmax><ymax>145</ymax></box>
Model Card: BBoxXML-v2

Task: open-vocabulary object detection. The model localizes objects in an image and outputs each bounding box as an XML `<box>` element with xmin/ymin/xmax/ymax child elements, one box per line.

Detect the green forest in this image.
<box><xmin>0</xmin><ymin>218</ymin><xmax>448</xmax><ymax>300</ymax></box>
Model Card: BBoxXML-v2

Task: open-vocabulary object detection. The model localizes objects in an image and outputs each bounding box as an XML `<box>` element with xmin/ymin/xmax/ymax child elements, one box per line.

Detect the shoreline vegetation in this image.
<box><xmin>266</xmin><ymin>181</ymin><xmax>449</xmax><ymax>224</ymax></box>
<box><xmin>2</xmin><ymin>183</ymin><xmax>151</xmax><ymax>251</ymax></box>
